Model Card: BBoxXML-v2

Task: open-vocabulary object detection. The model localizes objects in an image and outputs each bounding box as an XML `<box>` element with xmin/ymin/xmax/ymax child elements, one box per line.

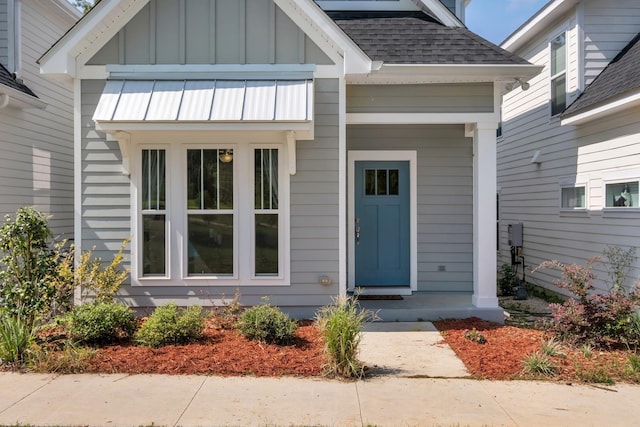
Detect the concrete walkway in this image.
<box><xmin>0</xmin><ymin>322</ymin><xmax>639</xmax><ymax>426</ymax></box>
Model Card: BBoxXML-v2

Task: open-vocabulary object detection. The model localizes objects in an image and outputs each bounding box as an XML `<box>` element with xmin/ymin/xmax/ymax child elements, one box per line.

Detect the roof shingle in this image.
<box><xmin>327</xmin><ymin>11</ymin><xmax>529</xmax><ymax>65</ymax></box>
<box><xmin>562</xmin><ymin>32</ymin><xmax>640</xmax><ymax>117</ymax></box>
<box><xmin>0</xmin><ymin>63</ymin><xmax>38</xmax><ymax>98</ymax></box>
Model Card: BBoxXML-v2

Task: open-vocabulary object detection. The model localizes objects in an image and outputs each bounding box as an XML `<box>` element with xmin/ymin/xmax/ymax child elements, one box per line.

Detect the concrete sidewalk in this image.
<box><xmin>1</xmin><ymin>373</ymin><xmax>639</xmax><ymax>426</ymax></box>
<box><xmin>1</xmin><ymin>322</ymin><xmax>639</xmax><ymax>426</ymax></box>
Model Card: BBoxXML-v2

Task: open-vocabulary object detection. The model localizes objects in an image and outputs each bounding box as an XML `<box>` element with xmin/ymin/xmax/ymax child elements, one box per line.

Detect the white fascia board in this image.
<box><xmin>317</xmin><ymin>0</ymin><xmax>419</xmax><ymax>11</ymax></box>
<box><xmin>275</xmin><ymin>0</ymin><xmax>372</xmax><ymax>74</ymax></box>
<box><xmin>501</xmin><ymin>0</ymin><xmax>578</xmax><ymax>52</ymax></box>
<box><xmin>347</xmin><ymin>112</ymin><xmax>498</xmax><ymax>124</ymax></box>
<box><xmin>40</xmin><ymin>0</ymin><xmax>151</xmax><ymax>77</ymax></box>
<box><xmin>347</xmin><ymin>63</ymin><xmax>543</xmax><ymax>84</ymax></box>
<box><xmin>561</xmin><ymin>91</ymin><xmax>640</xmax><ymax>126</ymax></box>
<box><xmin>416</xmin><ymin>0</ymin><xmax>464</xmax><ymax>27</ymax></box>
<box><xmin>0</xmin><ymin>85</ymin><xmax>47</xmax><ymax>110</ymax></box>
<box><xmin>106</xmin><ymin>64</ymin><xmax>316</xmax><ymax>80</ymax></box>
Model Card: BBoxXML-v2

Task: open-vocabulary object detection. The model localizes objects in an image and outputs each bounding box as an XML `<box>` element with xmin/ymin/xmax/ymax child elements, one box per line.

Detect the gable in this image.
<box><xmin>88</xmin><ymin>0</ymin><xmax>334</xmax><ymax>66</ymax></box>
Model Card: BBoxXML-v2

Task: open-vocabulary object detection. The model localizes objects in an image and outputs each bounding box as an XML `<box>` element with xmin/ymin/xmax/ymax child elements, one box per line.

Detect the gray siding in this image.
<box><xmin>0</xmin><ymin>0</ymin><xmax>75</xmax><ymax>238</ymax></box>
<box><xmin>81</xmin><ymin>79</ymin><xmax>340</xmax><ymax>310</ymax></box>
<box><xmin>88</xmin><ymin>0</ymin><xmax>333</xmax><ymax>66</ymax></box>
<box><xmin>0</xmin><ymin>0</ymin><xmax>6</xmax><ymax>65</ymax></box>
<box><xmin>498</xmin><ymin>1</ymin><xmax>640</xmax><ymax>294</ymax></box>
<box><xmin>347</xmin><ymin>84</ymin><xmax>494</xmax><ymax>114</ymax></box>
<box><xmin>348</xmin><ymin>124</ymin><xmax>473</xmax><ymax>292</ymax></box>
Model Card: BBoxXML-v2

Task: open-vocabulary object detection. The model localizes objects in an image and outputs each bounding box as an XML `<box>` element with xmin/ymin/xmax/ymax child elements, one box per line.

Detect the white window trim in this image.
<box><xmin>347</xmin><ymin>150</ymin><xmax>417</xmax><ymax>295</ymax></box>
<box><xmin>133</xmin><ymin>144</ymin><xmax>172</xmax><ymax>283</ymax></box>
<box><xmin>603</xmin><ymin>179</ymin><xmax>640</xmax><ymax>211</ymax></box>
<box><xmin>549</xmin><ymin>30</ymin><xmax>567</xmax><ymax>118</ymax></box>
<box><xmin>559</xmin><ymin>176</ymin><xmax>589</xmax><ymax>211</ymax></box>
<box><xmin>130</xmin><ymin>135</ymin><xmax>290</xmax><ymax>287</ymax></box>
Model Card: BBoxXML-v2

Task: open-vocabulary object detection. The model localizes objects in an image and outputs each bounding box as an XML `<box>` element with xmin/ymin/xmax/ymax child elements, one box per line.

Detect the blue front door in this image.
<box><xmin>354</xmin><ymin>161</ymin><xmax>410</xmax><ymax>286</ymax></box>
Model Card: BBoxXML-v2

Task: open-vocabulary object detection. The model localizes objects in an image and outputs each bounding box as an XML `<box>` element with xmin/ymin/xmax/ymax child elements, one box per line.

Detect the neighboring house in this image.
<box><xmin>498</xmin><ymin>0</ymin><xmax>640</xmax><ymax>294</ymax></box>
<box><xmin>39</xmin><ymin>0</ymin><xmax>538</xmax><ymax>320</ymax></box>
<box><xmin>0</xmin><ymin>0</ymin><xmax>80</xmax><ymax>239</ymax></box>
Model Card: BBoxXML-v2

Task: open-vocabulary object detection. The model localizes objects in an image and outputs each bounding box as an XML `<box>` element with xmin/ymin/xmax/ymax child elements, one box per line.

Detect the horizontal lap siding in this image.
<box><xmin>81</xmin><ymin>79</ymin><xmax>340</xmax><ymax>309</ymax></box>
<box><xmin>0</xmin><ymin>0</ymin><xmax>6</xmax><ymax>64</ymax></box>
<box><xmin>498</xmin><ymin>4</ymin><xmax>640</xmax><ymax>294</ymax></box>
<box><xmin>0</xmin><ymin>1</ymin><xmax>74</xmax><ymax>238</ymax></box>
<box><xmin>347</xmin><ymin>83</ymin><xmax>493</xmax><ymax>114</ymax></box>
<box><xmin>347</xmin><ymin>124</ymin><xmax>472</xmax><ymax>292</ymax></box>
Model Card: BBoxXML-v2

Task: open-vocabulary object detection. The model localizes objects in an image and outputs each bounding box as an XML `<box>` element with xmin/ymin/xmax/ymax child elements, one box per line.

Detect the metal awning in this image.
<box><xmin>92</xmin><ymin>79</ymin><xmax>314</xmax><ymax>133</ymax></box>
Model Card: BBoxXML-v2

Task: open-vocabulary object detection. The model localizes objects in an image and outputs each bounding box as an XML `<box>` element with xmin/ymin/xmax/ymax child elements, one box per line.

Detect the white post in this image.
<box><xmin>472</xmin><ymin>122</ymin><xmax>499</xmax><ymax>308</ymax></box>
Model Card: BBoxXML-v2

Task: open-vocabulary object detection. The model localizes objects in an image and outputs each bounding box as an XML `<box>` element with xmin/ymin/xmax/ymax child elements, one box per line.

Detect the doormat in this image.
<box><xmin>357</xmin><ymin>295</ymin><xmax>403</xmax><ymax>300</ymax></box>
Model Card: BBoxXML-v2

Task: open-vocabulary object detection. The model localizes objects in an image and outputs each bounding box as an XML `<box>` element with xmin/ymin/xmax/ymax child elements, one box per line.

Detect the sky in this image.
<box><xmin>465</xmin><ymin>0</ymin><xmax>549</xmax><ymax>45</ymax></box>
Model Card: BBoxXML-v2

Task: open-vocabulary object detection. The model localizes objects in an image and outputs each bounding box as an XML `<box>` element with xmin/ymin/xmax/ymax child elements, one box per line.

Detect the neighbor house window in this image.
<box><xmin>561</xmin><ymin>186</ymin><xmax>586</xmax><ymax>209</ymax></box>
<box><xmin>605</xmin><ymin>181</ymin><xmax>639</xmax><ymax>208</ymax></box>
<box><xmin>141</xmin><ymin>149</ymin><xmax>167</xmax><ymax>276</ymax></box>
<box><xmin>550</xmin><ymin>32</ymin><xmax>567</xmax><ymax>116</ymax></box>
<box><xmin>186</xmin><ymin>148</ymin><xmax>235</xmax><ymax>276</ymax></box>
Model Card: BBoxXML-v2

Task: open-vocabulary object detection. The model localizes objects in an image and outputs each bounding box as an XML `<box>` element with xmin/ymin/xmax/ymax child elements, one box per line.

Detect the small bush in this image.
<box><xmin>540</xmin><ymin>337</ymin><xmax>564</xmax><ymax>357</ymax></box>
<box><xmin>498</xmin><ymin>263</ymin><xmax>517</xmax><ymax>296</ymax></box>
<box><xmin>315</xmin><ymin>295</ymin><xmax>376</xmax><ymax>379</ymax></box>
<box><xmin>29</xmin><ymin>341</ymin><xmax>94</xmax><ymax>373</ymax></box>
<box><xmin>135</xmin><ymin>304</ymin><xmax>206</xmax><ymax>348</ymax></box>
<box><xmin>237</xmin><ymin>302</ymin><xmax>297</xmax><ymax>345</ymax></box>
<box><xmin>463</xmin><ymin>328</ymin><xmax>487</xmax><ymax>344</ymax></box>
<box><xmin>0</xmin><ymin>314</ymin><xmax>35</xmax><ymax>365</ymax></box>
<box><xmin>522</xmin><ymin>351</ymin><xmax>556</xmax><ymax>376</ymax></box>
<box><xmin>69</xmin><ymin>302</ymin><xmax>136</xmax><ymax>345</ymax></box>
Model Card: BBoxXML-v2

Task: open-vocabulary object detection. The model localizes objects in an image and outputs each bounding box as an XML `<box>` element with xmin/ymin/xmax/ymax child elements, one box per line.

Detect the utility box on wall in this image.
<box><xmin>508</xmin><ymin>223</ymin><xmax>523</xmax><ymax>247</ymax></box>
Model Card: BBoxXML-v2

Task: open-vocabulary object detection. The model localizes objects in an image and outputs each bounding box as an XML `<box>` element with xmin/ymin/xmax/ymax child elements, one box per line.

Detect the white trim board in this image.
<box><xmin>347</xmin><ymin>150</ymin><xmax>418</xmax><ymax>293</ymax></box>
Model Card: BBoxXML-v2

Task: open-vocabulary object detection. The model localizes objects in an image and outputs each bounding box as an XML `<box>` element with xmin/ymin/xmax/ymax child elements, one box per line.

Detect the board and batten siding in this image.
<box><xmin>347</xmin><ymin>83</ymin><xmax>494</xmax><ymax>114</ymax></box>
<box><xmin>0</xmin><ymin>0</ymin><xmax>7</xmax><ymax>65</ymax></box>
<box><xmin>88</xmin><ymin>0</ymin><xmax>333</xmax><ymax>66</ymax></box>
<box><xmin>81</xmin><ymin>78</ymin><xmax>340</xmax><ymax>311</ymax></box>
<box><xmin>0</xmin><ymin>0</ymin><xmax>74</xmax><ymax>238</ymax></box>
<box><xmin>498</xmin><ymin>2</ymin><xmax>640</xmax><ymax>294</ymax></box>
<box><xmin>348</xmin><ymin>124</ymin><xmax>473</xmax><ymax>292</ymax></box>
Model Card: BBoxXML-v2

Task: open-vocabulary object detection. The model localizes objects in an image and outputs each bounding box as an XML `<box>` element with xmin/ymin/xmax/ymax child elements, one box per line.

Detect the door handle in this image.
<box><xmin>355</xmin><ymin>217</ymin><xmax>360</xmax><ymax>245</ymax></box>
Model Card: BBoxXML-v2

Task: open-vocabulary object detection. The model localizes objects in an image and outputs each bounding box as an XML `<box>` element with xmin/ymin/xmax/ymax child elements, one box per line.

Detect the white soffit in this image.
<box><xmin>93</xmin><ymin>79</ymin><xmax>313</xmax><ymax>123</ymax></box>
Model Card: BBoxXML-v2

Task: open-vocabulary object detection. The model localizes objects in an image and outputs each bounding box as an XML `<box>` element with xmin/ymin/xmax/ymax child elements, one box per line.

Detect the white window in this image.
<box><xmin>550</xmin><ymin>32</ymin><xmax>566</xmax><ymax>116</ymax></box>
<box><xmin>136</xmin><ymin>143</ymin><xmax>288</xmax><ymax>285</ymax></box>
<box><xmin>560</xmin><ymin>186</ymin><xmax>586</xmax><ymax>209</ymax></box>
<box><xmin>141</xmin><ymin>148</ymin><xmax>168</xmax><ymax>277</ymax></box>
<box><xmin>605</xmin><ymin>181</ymin><xmax>639</xmax><ymax>208</ymax></box>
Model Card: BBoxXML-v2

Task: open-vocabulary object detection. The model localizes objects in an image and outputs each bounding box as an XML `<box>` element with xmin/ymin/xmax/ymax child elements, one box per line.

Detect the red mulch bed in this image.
<box><xmin>86</xmin><ymin>319</ymin><xmax>325</xmax><ymax>377</ymax></box>
<box><xmin>434</xmin><ymin>317</ymin><xmax>636</xmax><ymax>383</ymax></box>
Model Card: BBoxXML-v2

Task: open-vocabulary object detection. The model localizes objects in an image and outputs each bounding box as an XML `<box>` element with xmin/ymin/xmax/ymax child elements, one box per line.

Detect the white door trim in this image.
<box><xmin>348</xmin><ymin>150</ymin><xmax>418</xmax><ymax>295</ymax></box>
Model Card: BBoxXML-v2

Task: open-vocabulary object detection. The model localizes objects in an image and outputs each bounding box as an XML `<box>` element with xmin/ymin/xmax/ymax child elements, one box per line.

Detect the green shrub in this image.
<box><xmin>540</xmin><ymin>337</ymin><xmax>565</xmax><ymax>357</ymax></box>
<box><xmin>0</xmin><ymin>207</ymin><xmax>62</xmax><ymax>321</ymax></box>
<box><xmin>522</xmin><ymin>351</ymin><xmax>556</xmax><ymax>376</ymax></box>
<box><xmin>0</xmin><ymin>314</ymin><xmax>35</xmax><ymax>365</ymax></box>
<box><xmin>237</xmin><ymin>302</ymin><xmax>297</xmax><ymax>345</ymax></box>
<box><xmin>29</xmin><ymin>340</ymin><xmax>95</xmax><ymax>373</ymax></box>
<box><xmin>135</xmin><ymin>303</ymin><xmax>206</xmax><ymax>348</ymax></box>
<box><xmin>69</xmin><ymin>302</ymin><xmax>136</xmax><ymax>345</ymax></box>
<box><xmin>498</xmin><ymin>263</ymin><xmax>517</xmax><ymax>296</ymax></box>
<box><xmin>315</xmin><ymin>295</ymin><xmax>376</xmax><ymax>379</ymax></box>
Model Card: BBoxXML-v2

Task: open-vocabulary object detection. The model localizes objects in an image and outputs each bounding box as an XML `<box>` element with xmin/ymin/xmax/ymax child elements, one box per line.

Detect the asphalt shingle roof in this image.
<box><xmin>327</xmin><ymin>11</ymin><xmax>529</xmax><ymax>65</ymax></box>
<box><xmin>0</xmin><ymin>62</ymin><xmax>38</xmax><ymax>98</ymax></box>
<box><xmin>563</xmin><ymin>32</ymin><xmax>640</xmax><ymax>117</ymax></box>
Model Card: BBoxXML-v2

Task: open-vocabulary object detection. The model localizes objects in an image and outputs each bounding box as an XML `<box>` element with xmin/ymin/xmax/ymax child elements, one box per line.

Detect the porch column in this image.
<box><xmin>472</xmin><ymin>122</ymin><xmax>499</xmax><ymax>308</ymax></box>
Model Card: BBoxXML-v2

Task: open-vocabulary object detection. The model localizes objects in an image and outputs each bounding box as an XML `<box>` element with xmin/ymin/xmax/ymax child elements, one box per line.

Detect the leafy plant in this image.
<box><xmin>534</xmin><ymin>258</ymin><xmax>640</xmax><ymax>347</ymax></box>
<box><xmin>0</xmin><ymin>207</ymin><xmax>60</xmax><ymax>320</ymax></box>
<box><xmin>580</xmin><ymin>343</ymin><xmax>593</xmax><ymax>359</ymax></box>
<box><xmin>237</xmin><ymin>300</ymin><xmax>297</xmax><ymax>345</ymax></box>
<box><xmin>29</xmin><ymin>340</ymin><xmax>94</xmax><ymax>373</ymax></box>
<box><xmin>603</xmin><ymin>246</ymin><xmax>636</xmax><ymax>291</ymax></box>
<box><xmin>315</xmin><ymin>295</ymin><xmax>376</xmax><ymax>379</ymax></box>
<box><xmin>0</xmin><ymin>314</ymin><xmax>35</xmax><ymax>365</ymax></box>
<box><xmin>576</xmin><ymin>367</ymin><xmax>615</xmax><ymax>384</ymax></box>
<box><xmin>64</xmin><ymin>240</ymin><xmax>129</xmax><ymax>303</ymax></box>
<box><xmin>68</xmin><ymin>302</ymin><xmax>136</xmax><ymax>345</ymax></box>
<box><xmin>540</xmin><ymin>337</ymin><xmax>564</xmax><ymax>357</ymax></box>
<box><xmin>463</xmin><ymin>328</ymin><xmax>487</xmax><ymax>344</ymax></box>
<box><xmin>498</xmin><ymin>263</ymin><xmax>517</xmax><ymax>296</ymax></box>
<box><xmin>522</xmin><ymin>351</ymin><xmax>556</xmax><ymax>375</ymax></box>
<box><xmin>627</xmin><ymin>353</ymin><xmax>640</xmax><ymax>374</ymax></box>
<box><xmin>135</xmin><ymin>303</ymin><xmax>206</xmax><ymax>348</ymax></box>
